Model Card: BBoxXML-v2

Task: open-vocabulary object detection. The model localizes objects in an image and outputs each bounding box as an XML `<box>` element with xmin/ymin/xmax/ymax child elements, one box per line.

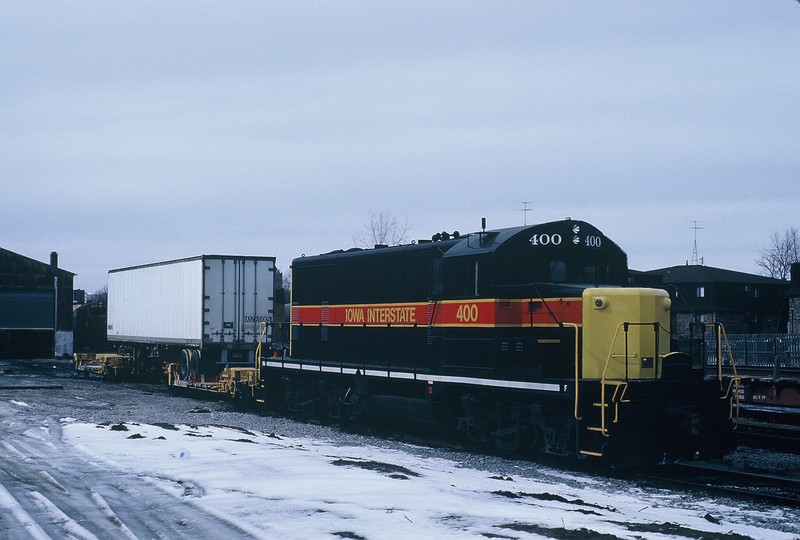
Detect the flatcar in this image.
<box><xmin>261</xmin><ymin>219</ymin><xmax>736</xmax><ymax>466</ymax></box>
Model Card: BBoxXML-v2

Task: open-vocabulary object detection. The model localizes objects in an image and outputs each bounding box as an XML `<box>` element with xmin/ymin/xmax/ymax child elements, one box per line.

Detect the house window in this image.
<box><xmin>696</xmin><ymin>286</ymin><xmax>705</xmax><ymax>298</ymax></box>
<box><xmin>744</xmin><ymin>285</ymin><xmax>760</xmax><ymax>299</ymax></box>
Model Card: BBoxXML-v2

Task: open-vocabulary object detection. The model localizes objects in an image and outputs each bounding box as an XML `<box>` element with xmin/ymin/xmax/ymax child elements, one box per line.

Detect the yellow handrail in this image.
<box><xmin>576</xmin><ymin>322</ymin><xmax>625</xmax><ymax>434</ymax></box>
<box><xmin>693</xmin><ymin>322</ymin><xmax>741</xmax><ymax>423</ymax></box>
<box><xmin>715</xmin><ymin>324</ymin><xmax>741</xmax><ymax>424</ymax></box>
<box><xmin>594</xmin><ymin>322</ymin><xmax>657</xmax><ymax>436</ymax></box>
<box><xmin>610</xmin><ymin>381</ymin><xmax>629</xmax><ymax>424</ymax></box>
<box><xmin>600</xmin><ymin>323</ymin><xmax>626</xmax><ymax>383</ymax></box>
<box><xmin>717</xmin><ymin>324</ymin><xmax>740</xmax><ymax>382</ymax></box>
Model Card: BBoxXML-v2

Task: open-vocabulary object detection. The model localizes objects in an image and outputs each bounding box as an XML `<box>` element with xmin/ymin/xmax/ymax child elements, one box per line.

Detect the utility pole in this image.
<box><xmin>53</xmin><ymin>275</ymin><xmax>58</xmax><ymax>358</ymax></box>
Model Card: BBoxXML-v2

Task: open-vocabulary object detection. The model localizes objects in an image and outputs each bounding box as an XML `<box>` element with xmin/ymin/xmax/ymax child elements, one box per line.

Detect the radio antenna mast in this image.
<box><xmin>690</xmin><ymin>220</ymin><xmax>704</xmax><ymax>265</ymax></box>
<box><xmin>520</xmin><ymin>201</ymin><xmax>532</xmax><ymax>226</ymax></box>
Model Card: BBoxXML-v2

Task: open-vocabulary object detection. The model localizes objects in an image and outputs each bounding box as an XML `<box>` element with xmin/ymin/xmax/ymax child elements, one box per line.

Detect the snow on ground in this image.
<box><xmin>62</xmin><ymin>421</ymin><xmax>798</xmax><ymax>540</ymax></box>
<box><xmin>9</xmin><ymin>400</ymin><xmax>31</xmax><ymax>408</ymax></box>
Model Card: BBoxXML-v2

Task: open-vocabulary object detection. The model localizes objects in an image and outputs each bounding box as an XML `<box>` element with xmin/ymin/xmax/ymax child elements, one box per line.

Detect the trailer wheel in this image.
<box><xmin>189</xmin><ymin>349</ymin><xmax>201</xmax><ymax>377</ymax></box>
<box><xmin>179</xmin><ymin>349</ymin><xmax>190</xmax><ymax>380</ymax></box>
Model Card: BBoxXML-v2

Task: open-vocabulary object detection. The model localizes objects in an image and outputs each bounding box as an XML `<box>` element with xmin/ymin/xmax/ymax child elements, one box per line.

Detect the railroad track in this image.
<box><xmin>634</xmin><ymin>461</ymin><xmax>800</xmax><ymax>507</ymax></box>
<box><xmin>732</xmin><ymin>404</ymin><xmax>800</xmax><ymax>455</ymax></box>
<box><xmin>735</xmin><ymin>420</ymin><xmax>800</xmax><ymax>453</ymax></box>
<box><xmin>738</xmin><ymin>403</ymin><xmax>800</xmax><ymax>426</ymax></box>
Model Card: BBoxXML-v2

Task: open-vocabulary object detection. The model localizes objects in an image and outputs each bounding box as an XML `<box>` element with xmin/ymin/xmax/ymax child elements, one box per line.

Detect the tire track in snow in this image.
<box><xmin>0</xmin><ymin>398</ymin><xmax>258</xmax><ymax>539</ymax></box>
<box><xmin>29</xmin><ymin>491</ymin><xmax>99</xmax><ymax>540</ymax></box>
<box><xmin>88</xmin><ymin>489</ymin><xmax>138</xmax><ymax>539</ymax></box>
<box><xmin>0</xmin><ymin>482</ymin><xmax>52</xmax><ymax>540</ymax></box>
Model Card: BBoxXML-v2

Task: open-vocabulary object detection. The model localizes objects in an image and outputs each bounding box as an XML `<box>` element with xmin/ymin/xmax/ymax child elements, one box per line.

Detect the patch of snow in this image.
<box><xmin>62</xmin><ymin>422</ymin><xmax>800</xmax><ymax>539</ymax></box>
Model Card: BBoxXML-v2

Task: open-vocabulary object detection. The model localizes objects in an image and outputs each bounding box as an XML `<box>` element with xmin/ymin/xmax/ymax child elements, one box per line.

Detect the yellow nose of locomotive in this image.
<box><xmin>581</xmin><ymin>288</ymin><xmax>671</xmax><ymax>380</ymax></box>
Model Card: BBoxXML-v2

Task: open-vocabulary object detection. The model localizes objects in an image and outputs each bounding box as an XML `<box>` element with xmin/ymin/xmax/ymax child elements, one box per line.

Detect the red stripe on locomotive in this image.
<box><xmin>291</xmin><ymin>298</ymin><xmax>583</xmax><ymax>328</ymax></box>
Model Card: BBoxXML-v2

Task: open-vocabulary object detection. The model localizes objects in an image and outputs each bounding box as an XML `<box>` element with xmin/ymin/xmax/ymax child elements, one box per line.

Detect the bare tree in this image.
<box><xmin>279</xmin><ymin>267</ymin><xmax>291</xmax><ymax>292</ymax></box>
<box><xmin>91</xmin><ymin>285</ymin><xmax>108</xmax><ymax>304</ymax></box>
<box><xmin>353</xmin><ymin>210</ymin><xmax>410</xmax><ymax>248</ymax></box>
<box><xmin>756</xmin><ymin>226</ymin><xmax>800</xmax><ymax>280</ymax></box>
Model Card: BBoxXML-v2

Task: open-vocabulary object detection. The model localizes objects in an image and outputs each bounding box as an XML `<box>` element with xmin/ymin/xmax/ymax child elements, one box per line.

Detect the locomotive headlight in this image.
<box><xmin>593</xmin><ymin>296</ymin><xmax>609</xmax><ymax>310</ymax></box>
<box><xmin>662</xmin><ymin>297</ymin><xmax>672</xmax><ymax>311</ymax></box>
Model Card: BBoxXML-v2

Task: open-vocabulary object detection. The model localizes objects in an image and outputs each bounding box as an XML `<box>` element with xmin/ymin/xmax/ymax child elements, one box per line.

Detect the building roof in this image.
<box><xmin>0</xmin><ymin>246</ymin><xmax>75</xmax><ymax>277</ymax></box>
<box><xmin>638</xmin><ymin>264</ymin><xmax>784</xmax><ymax>286</ymax></box>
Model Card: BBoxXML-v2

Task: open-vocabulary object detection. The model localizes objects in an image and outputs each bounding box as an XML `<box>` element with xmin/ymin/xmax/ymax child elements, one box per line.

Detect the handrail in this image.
<box><xmin>595</xmin><ymin>380</ymin><xmax>629</xmax><ymax>436</ymax></box>
<box><xmin>600</xmin><ymin>322</ymin><xmax>627</xmax><ymax>383</ymax></box>
<box><xmin>691</xmin><ymin>322</ymin><xmax>742</xmax><ymax>425</ymax></box>
<box><xmin>715</xmin><ymin>323</ymin><xmax>741</xmax><ymax>424</ymax></box>
<box><xmin>576</xmin><ymin>322</ymin><xmax>627</xmax><ymax>428</ymax></box>
<box><xmin>717</xmin><ymin>324</ymin><xmax>740</xmax><ymax>384</ymax></box>
<box><xmin>561</xmin><ymin>322</ymin><xmax>579</xmax><ymax>420</ymax></box>
<box><xmin>594</xmin><ymin>322</ymin><xmax>662</xmax><ymax>435</ymax></box>
<box><xmin>610</xmin><ymin>381</ymin><xmax>629</xmax><ymax>423</ymax></box>
<box><xmin>658</xmin><ymin>324</ymin><xmax>672</xmax><ymax>378</ymax></box>
<box><xmin>600</xmin><ymin>322</ymin><xmax>664</xmax><ymax>381</ymax></box>
<box><xmin>575</xmin><ymin>322</ymin><xmax>628</xmax><ymax>437</ymax></box>
<box><xmin>255</xmin><ymin>321</ymin><xmax>268</xmax><ymax>387</ymax></box>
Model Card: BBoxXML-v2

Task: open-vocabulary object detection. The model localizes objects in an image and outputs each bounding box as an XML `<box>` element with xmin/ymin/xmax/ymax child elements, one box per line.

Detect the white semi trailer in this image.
<box><xmin>107</xmin><ymin>255</ymin><xmax>276</xmax><ymax>379</ymax></box>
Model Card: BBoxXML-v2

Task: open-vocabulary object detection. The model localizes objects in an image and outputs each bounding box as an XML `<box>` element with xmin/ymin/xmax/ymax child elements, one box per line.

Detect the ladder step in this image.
<box><xmin>592</xmin><ymin>403</ymin><xmax>609</xmax><ymax>407</ymax></box>
<box><xmin>587</xmin><ymin>426</ymin><xmax>606</xmax><ymax>433</ymax></box>
<box><xmin>579</xmin><ymin>450</ymin><xmax>603</xmax><ymax>457</ymax></box>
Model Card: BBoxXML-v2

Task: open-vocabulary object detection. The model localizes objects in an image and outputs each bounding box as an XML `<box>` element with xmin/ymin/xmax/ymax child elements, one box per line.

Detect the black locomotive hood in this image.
<box><xmin>443</xmin><ymin>219</ymin><xmax>624</xmax><ymax>259</ymax></box>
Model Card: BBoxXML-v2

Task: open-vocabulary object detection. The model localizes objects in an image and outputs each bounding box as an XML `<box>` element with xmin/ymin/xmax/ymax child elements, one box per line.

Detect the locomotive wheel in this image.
<box><xmin>529</xmin><ymin>425</ymin><xmax>544</xmax><ymax>454</ymax></box>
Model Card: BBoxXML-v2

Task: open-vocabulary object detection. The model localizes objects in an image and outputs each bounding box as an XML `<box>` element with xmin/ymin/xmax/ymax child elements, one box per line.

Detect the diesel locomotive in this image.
<box><xmin>258</xmin><ymin>218</ymin><xmax>736</xmax><ymax>466</ymax></box>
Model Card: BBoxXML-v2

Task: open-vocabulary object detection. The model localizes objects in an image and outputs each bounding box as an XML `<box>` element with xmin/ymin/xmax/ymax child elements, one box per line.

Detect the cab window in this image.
<box><xmin>550</xmin><ymin>261</ymin><xmax>566</xmax><ymax>282</ymax></box>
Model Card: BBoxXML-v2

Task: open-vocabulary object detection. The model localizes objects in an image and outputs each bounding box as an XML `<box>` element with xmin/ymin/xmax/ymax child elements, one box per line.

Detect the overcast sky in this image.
<box><xmin>2</xmin><ymin>2</ymin><xmax>798</xmax><ymax>293</ymax></box>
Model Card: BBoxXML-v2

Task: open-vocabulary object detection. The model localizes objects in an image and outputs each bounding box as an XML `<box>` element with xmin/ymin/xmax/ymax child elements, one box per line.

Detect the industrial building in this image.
<box><xmin>0</xmin><ymin>247</ymin><xmax>74</xmax><ymax>358</ymax></box>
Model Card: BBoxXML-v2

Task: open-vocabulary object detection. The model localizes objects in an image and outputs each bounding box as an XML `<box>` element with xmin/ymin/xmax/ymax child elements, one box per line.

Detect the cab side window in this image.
<box><xmin>550</xmin><ymin>261</ymin><xmax>566</xmax><ymax>282</ymax></box>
